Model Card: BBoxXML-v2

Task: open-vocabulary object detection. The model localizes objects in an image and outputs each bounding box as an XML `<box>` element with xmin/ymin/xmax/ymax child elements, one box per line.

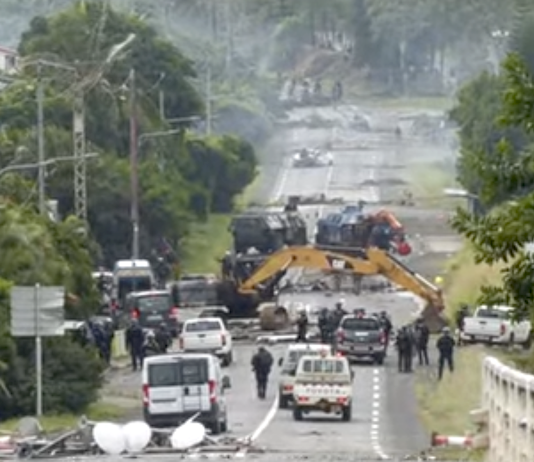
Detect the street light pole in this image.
<box><xmin>129</xmin><ymin>69</ymin><xmax>140</xmax><ymax>260</ymax></box>
<box><xmin>206</xmin><ymin>66</ymin><xmax>212</xmax><ymax>136</ymax></box>
<box><xmin>36</xmin><ymin>64</ymin><xmax>46</xmax><ymax>216</ymax></box>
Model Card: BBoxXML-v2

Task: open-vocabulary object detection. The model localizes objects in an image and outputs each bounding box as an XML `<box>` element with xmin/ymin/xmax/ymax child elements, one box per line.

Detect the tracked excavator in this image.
<box><xmin>216</xmin><ymin>246</ymin><xmax>446</xmax><ymax>333</ymax></box>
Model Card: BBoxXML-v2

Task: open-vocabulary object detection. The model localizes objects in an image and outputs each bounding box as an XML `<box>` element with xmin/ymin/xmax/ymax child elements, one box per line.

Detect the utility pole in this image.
<box><xmin>73</xmin><ymin>90</ymin><xmax>87</xmax><ymax>222</ymax></box>
<box><xmin>36</xmin><ymin>63</ymin><xmax>46</xmax><ymax>216</ymax></box>
<box><xmin>129</xmin><ymin>69</ymin><xmax>140</xmax><ymax>259</ymax></box>
<box><xmin>206</xmin><ymin>66</ymin><xmax>212</xmax><ymax>136</ymax></box>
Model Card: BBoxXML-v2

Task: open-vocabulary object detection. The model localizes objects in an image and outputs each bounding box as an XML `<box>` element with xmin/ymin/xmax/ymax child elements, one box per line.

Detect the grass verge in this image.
<box><xmin>0</xmin><ymin>402</ymin><xmax>128</xmax><ymax>433</ymax></box>
<box><xmin>415</xmin><ymin>244</ymin><xmax>504</xmax><ymax>460</ymax></box>
<box><xmin>181</xmin><ymin>172</ymin><xmax>262</xmax><ymax>274</ymax></box>
<box><xmin>416</xmin><ymin>346</ymin><xmax>490</xmax><ymax>461</ymax></box>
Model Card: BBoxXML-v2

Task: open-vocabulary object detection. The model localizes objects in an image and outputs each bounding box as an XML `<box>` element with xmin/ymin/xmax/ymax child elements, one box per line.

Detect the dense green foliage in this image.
<box><xmin>0</xmin><ymin>0</ymin><xmax>258</xmax><ymax>264</ymax></box>
<box><xmin>450</xmin><ymin>5</ymin><xmax>534</xmax><ymax>321</ymax></box>
<box><xmin>0</xmin><ymin>0</ymin><xmax>259</xmax><ymax>419</ymax></box>
<box><xmin>0</xmin><ymin>204</ymin><xmax>103</xmax><ymax>419</ymax></box>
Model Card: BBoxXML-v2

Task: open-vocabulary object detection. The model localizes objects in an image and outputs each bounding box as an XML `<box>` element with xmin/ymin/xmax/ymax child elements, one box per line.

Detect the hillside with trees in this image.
<box><xmin>0</xmin><ymin>0</ymin><xmax>257</xmax><ymax>419</ymax></box>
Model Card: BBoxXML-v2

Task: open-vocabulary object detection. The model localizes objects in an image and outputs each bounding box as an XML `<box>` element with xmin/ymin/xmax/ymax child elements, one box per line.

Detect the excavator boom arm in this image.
<box><xmin>239</xmin><ymin>246</ymin><xmax>378</xmax><ymax>292</ymax></box>
<box><xmin>236</xmin><ymin>246</ymin><xmax>445</xmax><ymax>329</ymax></box>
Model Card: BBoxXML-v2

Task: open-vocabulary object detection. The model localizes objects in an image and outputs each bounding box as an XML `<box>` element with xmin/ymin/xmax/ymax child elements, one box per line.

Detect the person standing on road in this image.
<box><xmin>155</xmin><ymin>323</ymin><xmax>172</xmax><ymax>353</ymax></box>
<box><xmin>251</xmin><ymin>346</ymin><xmax>273</xmax><ymax>399</ymax></box>
<box><xmin>126</xmin><ymin>319</ymin><xmax>144</xmax><ymax>371</ymax></box>
<box><xmin>318</xmin><ymin>308</ymin><xmax>330</xmax><ymax>343</ymax></box>
<box><xmin>296</xmin><ymin>310</ymin><xmax>308</xmax><ymax>342</ymax></box>
<box><xmin>396</xmin><ymin>326</ymin><xmax>413</xmax><ymax>372</ymax></box>
<box><xmin>414</xmin><ymin>318</ymin><xmax>430</xmax><ymax>366</ymax></box>
<box><xmin>379</xmin><ymin>311</ymin><xmax>393</xmax><ymax>351</ymax></box>
<box><xmin>437</xmin><ymin>327</ymin><xmax>455</xmax><ymax>380</ymax></box>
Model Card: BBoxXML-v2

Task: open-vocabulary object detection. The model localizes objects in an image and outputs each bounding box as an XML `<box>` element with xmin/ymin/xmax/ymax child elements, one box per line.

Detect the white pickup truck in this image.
<box><xmin>179</xmin><ymin>317</ymin><xmax>233</xmax><ymax>366</ymax></box>
<box><xmin>461</xmin><ymin>305</ymin><xmax>532</xmax><ymax>348</ymax></box>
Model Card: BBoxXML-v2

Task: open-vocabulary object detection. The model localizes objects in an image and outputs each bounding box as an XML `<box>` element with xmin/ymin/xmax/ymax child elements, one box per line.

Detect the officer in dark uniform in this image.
<box><xmin>155</xmin><ymin>323</ymin><xmax>172</xmax><ymax>353</ymax></box>
<box><xmin>414</xmin><ymin>318</ymin><xmax>430</xmax><ymax>366</ymax></box>
<box><xmin>251</xmin><ymin>346</ymin><xmax>274</xmax><ymax>399</ymax></box>
<box><xmin>396</xmin><ymin>326</ymin><xmax>414</xmax><ymax>372</ymax></box>
<box><xmin>437</xmin><ymin>327</ymin><xmax>455</xmax><ymax>380</ymax></box>
<box><xmin>296</xmin><ymin>311</ymin><xmax>308</xmax><ymax>342</ymax></box>
<box><xmin>126</xmin><ymin>319</ymin><xmax>144</xmax><ymax>371</ymax></box>
<box><xmin>318</xmin><ymin>308</ymin><xmax>330</xmax><ymax>343</ymax></box>
<box><xmin>378</xmin><ymin>311</ymin><xmax>393</xmax><ymax>350</ymax></box>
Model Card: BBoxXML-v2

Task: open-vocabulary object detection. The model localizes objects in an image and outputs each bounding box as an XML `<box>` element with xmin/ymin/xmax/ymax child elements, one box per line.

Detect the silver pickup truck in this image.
<box><xmin>335</xmin><ymin>314</ymin><xmax>386</xmax><ymax>365</ymax></box>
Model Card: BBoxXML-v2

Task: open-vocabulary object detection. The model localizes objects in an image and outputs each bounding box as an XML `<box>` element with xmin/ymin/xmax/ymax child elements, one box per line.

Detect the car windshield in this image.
<box><xmin>175</xmin><ymin>282</ymin><xmax>218</xmax><ymax>307</ymax></box>
<box><xmin>341</xmin><ymin>318</ymin><xmax>380</xmax><ymax>331</ymax></box>
<box><xmin>185</xmin><ymin>320</ymin><xmax>221</xmax><ymax>332</ymax></box>
<box><xmin>284</xmin><ymin>350</ymin><xmax>321</xmax><ymax>372</ymax></box>
<box><xmin>118</xmin><ymin>277</ymin><xmax>151</xmax><ymax>301</ymax></box>
<box><xmin>302</xmin><ymin>359</ymin><xmax>344</xmax><ymax>374</ymax></box>
<box><xmin>148</xmin><ymin>359</ymin><xmax>208</xmax><ymax>387</ymax></box>
<box><xmin>477</xmin><ymin>309</ymin><xmax>508</xmax><ymax>319</ymax></box>
<box><xmin>137</xmin><ymin>295</ymin><xmax>171</xmax><ymax>312</ymax></box>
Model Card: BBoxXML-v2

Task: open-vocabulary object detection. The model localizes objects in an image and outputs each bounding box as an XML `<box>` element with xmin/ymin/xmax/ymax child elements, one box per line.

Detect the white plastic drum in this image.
<box><xmin>93</xmin><ymin>422</ymin><xmax>126</xmax><ymax>455</ymax></box>
<box><xmin>170</xmin><ymin>422</ymin><xmax>206</xmax><ymax>450</ymax></box>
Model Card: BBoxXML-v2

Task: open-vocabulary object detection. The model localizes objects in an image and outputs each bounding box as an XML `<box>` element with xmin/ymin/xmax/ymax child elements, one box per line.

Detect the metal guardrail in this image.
<box><xmin>482</xmin><ymin>356</ymin><xmax>534</xmax><ymax>462</ymax></box>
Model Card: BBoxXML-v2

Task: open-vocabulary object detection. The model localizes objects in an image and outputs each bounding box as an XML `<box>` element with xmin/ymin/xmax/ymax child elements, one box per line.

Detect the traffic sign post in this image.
<box><xmin>10</xmin><ymin>284</ymin><xmax>65</xmax><ymax>417</ymax></box>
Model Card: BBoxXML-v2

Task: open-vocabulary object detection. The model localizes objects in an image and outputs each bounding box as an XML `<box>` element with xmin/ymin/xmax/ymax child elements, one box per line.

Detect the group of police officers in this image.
<box><xmin>292</xmin><ymin>299</ymin><xmax>455</xmax><ymax>381</ymax></box>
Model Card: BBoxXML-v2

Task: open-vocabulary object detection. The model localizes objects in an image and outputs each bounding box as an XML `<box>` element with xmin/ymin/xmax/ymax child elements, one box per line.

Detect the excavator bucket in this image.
<box><xmin>420</xmin><ymin>303</ymin><xmax>448</xmax><ymax>333</ymax></box>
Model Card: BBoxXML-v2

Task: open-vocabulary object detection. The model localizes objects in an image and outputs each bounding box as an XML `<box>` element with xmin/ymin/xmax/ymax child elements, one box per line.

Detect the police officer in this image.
<box><xmin>296</xmin><ymin>310</ymin><xmax>308</xmax><ymax>342</ymax></box>
<box><xmin>332</xmin><ymin>299</ymin><xmax>347</xmax><ymax>329</ymax></box>
<box><xmin>396</xmin><ymin>326</ymin><xmax>414</xmax><ymax>372</ymax></box>
<box><xmin>251</xmin><ymin>346</ymin><xmax>274</xmax><ymax>399</ymax></box>
<box><xmin>378</xmin><ymin>311</ymin><xmax>392</xmax><ymax>350</ymax></box>
<box><xmin>155</xmin><ymin>323</ymin><xmax>172</xmax><ymax>353</ymax></box>
<box><xmin>414</xmin><ymin>318</ymin><xmax>430</xmax><ymax>366</ymax></box>
<box><xmin>126</xmin><ymin>319</ymin><xmax>144</xmax><ymax>371</ymax></box>
<box><xmin>318</xmin><ymin>308</ymin><xmax>330</xmax><ymax>343</ymax></box>
<box><xmin>437</xmin><ymin>327</ymin><xmax>455</xmax><ymax>380</ymax></box>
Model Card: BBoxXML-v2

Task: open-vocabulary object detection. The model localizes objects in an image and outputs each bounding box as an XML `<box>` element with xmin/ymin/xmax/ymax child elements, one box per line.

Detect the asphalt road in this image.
<box><xmin>104</xmin><ymin>105</ymin><xmax>442</xmax><ymax>460</ymax></box>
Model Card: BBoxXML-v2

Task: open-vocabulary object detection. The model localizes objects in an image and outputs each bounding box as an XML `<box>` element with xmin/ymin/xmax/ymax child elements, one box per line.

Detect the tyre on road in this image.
<box><xmin>293</xmin><ymin>406</ymin><xmax>303</xmax><ymax>421</ymax></box>
<box><xmin>373</xmin><ymin>354</ymin><xmax>384</xmax><ymax>365</ymax></box>
<box><xmin>342</xmin><ymin>404</ymin><xmax>352</xmax><ymax>421</ymax></box>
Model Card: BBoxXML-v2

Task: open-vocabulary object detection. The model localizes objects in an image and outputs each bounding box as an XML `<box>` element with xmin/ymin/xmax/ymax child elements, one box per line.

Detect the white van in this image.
<box><xmin>142</xmin><ymin>353</ymin><xmax>230</xmax><ymax>434</ymax></box>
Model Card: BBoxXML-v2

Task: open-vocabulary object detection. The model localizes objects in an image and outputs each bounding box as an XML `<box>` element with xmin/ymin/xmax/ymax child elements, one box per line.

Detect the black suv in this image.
<box><xmin>335</xmin><ymin>314</ymin><xmax>386</xmax><ymax>364</ymax></box>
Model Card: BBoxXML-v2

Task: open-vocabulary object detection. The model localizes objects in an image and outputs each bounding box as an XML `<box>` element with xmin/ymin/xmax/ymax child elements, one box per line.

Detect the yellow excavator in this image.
<box><xmin>217</xmin><ymin>246</ymin><xmax>447</xmax><ymax>332</ymax></box>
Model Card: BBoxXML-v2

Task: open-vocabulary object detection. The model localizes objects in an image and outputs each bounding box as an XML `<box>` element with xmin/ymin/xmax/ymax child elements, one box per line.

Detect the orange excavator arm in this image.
<box><xmin>236</xmin><ymin>246</ymin><xmax>445</xmax><ymax>331</ymax></box>
<box><xmin>374</xmin><ymin>209</ymin><xmax>403</xmax><ymax>230</ymax></box>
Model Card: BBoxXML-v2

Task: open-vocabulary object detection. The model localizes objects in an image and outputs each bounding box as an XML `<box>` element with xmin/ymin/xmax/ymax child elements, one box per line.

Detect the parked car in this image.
<box><xmin>462</xmin><ymin>305</ymin><xmax>532</xmax><ymax>348</ymax></box>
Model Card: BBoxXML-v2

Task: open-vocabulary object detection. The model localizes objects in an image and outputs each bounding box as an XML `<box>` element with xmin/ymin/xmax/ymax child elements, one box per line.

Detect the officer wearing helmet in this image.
<box><xmin>436</xmin><ymin>326</ymin><xmax>455</xmax><ymax>380</ymax></box>
<box><xmin>333</xmin><ymin>299</ymin><xmax>347</xmax><ymax>329</ymax></box>
<box><xmin>296</xmin><ymin>306</ymin><xmax>308</xmax><ymax>342</ymax></box>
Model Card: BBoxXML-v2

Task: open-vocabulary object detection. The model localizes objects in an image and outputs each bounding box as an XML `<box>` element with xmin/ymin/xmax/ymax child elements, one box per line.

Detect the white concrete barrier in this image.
<box><xmin>112</xmin><ymin>329</ymin><xmax>127</xmax><ymax>358</ymax></box>
<box><xmin>483</xmin><ymin>356</ymin><xmax>534</xmax><ymax>462</ymax></box>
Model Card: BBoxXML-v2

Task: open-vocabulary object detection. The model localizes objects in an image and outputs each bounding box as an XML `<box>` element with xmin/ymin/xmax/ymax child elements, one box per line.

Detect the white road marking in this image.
<box><xmin>370</xmin><ymin>367</ymin><xmax>389</xmax><ymax>460</ymax></box>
